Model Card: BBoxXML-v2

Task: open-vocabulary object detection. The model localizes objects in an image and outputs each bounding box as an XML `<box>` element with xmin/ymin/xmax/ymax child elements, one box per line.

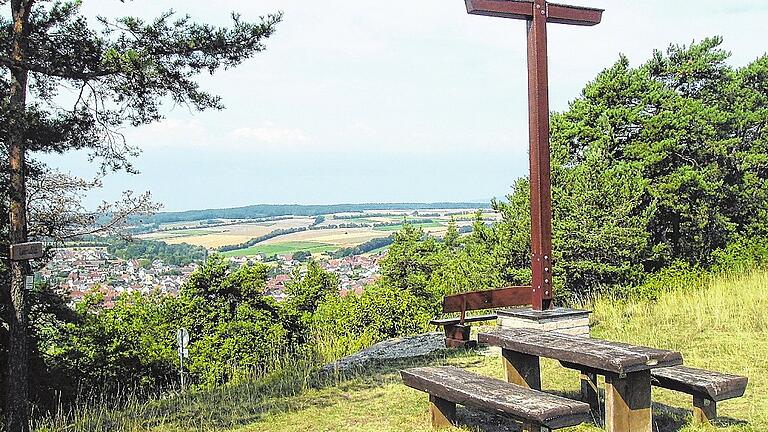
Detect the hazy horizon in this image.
<box><xmin>154</xmin><ymin>200</ymin><xmax>494</xmax><ymax>215</ymax></box>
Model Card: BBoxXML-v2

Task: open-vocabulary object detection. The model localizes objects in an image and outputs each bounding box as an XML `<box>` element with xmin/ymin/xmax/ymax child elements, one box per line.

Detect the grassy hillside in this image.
<box><xmin>36</xmin><ymin>270</ymin><xmax>767</xmax><ymax>431</ymax></box>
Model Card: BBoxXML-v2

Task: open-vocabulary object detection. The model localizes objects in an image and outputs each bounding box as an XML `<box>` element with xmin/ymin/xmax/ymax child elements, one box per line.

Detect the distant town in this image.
<box><xmin>39</xmin><ymin>246</ymin><xmax>383</xmax><ymax>307</ymax></box>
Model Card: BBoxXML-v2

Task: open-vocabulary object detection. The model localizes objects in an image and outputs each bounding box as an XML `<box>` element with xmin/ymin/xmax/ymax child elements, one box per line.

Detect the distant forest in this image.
<box><xmin>136</xmin><ymin>202</ymin><xmax>490</xmax><ymax>225</ymax></box>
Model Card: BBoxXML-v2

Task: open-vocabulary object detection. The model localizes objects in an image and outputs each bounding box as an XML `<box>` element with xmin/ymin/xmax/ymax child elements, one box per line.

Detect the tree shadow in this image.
<box><xmin>454</xmin><ymin>389</ymin><xmax>751</xmax><ymax>432</ymax></box>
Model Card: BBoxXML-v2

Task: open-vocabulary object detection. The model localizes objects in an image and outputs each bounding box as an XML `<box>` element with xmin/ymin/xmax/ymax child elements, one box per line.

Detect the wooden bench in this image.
<box><xmin>430</xmin><ymin>286</ymin><xmax>531</xmax><ymax>348</ymax></box>
<box><xmin>401</xmin><ymin>366</ymin><xmax>591</xmax><ymax>431</ymax></box>
<box><xmin>651</xmin><ymin>366</ymin><xmax>748</xmax><ymax>424</ymax></box>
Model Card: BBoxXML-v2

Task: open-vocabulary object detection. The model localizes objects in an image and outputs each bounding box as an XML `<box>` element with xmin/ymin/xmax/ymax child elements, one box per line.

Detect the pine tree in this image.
<box><xmin>0</xmin><ymin>2</ymin><xmax>281</xmax><ymax>429</ymax></box>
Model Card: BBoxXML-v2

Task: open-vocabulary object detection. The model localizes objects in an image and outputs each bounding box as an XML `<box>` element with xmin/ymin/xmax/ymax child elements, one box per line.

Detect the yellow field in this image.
<box><xmin>138</xmin><ymin>218</ymin><xmax>314</xmax><ymax>249</ymax></box>
<box><xmin>260</xmin><ymin>222</ymin><xmax>470</xmax><ymax>249</ymax></box>
<box><xmin>135</xmin><ymin>209</ymin><xmax>494</xmax><ymax>251</ymax></box>
<box><xmin>261</xmin><ymin>227</ymin><xmax>387</xmax><ymax>248</ymax></box>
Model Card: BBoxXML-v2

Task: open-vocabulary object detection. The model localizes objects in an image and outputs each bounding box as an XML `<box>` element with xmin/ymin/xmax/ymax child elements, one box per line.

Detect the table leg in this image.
<box><xmin>605</xmin><ymin>370</ymin><xmax>651</xmax><ymax>432</ymax></box>
<box><xmin>522</xmin><ymin>422</ymin><xmax>547</xmax><ymax>432</ymax></box>
<box><xmin>501</xmin><ymin>348</ymin><xmax>541</xmax><ymax>390</ymax></box>
<box><xmin>580</xmin><ymin>371</ymin><xmax>601</xmax><ymax>424</ymax></box>
<box><xmin>429</xmin><ymin>395</ymin><xmax>456</xmax><ymax>428</ymax></box>
<box><xmin>693</xmin><ymin>394</ymin><xmax>717</xmax><ymax>424</ymax></box>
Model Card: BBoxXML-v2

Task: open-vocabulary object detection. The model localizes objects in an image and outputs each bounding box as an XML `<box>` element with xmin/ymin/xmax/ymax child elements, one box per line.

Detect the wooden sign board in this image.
<box><xmin>10</xmin><ymin>242</ymin><xmax>44</xmax><ymax>261</ymax></box>
<box><xmin>442</xmin><ymin>286</ymin><xmax>532</xmax><ymax>313</ymax></box>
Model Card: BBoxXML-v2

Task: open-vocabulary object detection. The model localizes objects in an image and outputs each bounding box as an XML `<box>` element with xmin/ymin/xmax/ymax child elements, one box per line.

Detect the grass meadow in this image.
<box><xmin>220</xmin><ymin>241</ymin><xmax>338</xmax><ymax>258</ymax></box>
<box><xmin>32</xmin><ymin>270</ymin><xmax>768</xmax><ymax>432</ymax></box>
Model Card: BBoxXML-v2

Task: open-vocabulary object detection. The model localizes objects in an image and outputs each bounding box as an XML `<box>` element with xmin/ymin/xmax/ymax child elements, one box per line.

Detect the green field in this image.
<box><xmin>334</xmin><ymin>217</ymin><xmax>377</xmax><ymax>224</ymax></box>
<box><xmin>374</xmin><ymin>222</ymin><xmax>443</xmax><ymax>232</ymax></box>
<box><xmin>221</xmin><ymin>241</ymin><xmax>338</xmax><ymax>257</ymax></box>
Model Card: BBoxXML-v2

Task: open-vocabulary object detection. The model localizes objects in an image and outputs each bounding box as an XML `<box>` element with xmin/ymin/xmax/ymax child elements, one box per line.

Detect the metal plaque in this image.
<box><xmin>177</xmin><ymin>328</ymin><xmax>189</xmax><ymax>349</ymax></box>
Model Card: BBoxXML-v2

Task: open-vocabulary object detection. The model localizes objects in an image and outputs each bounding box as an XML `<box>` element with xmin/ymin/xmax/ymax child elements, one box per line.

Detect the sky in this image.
<box><xmin>40</xmin><ymin>0</ymin><xmax>768</xmax><ymax>212</ymax></box>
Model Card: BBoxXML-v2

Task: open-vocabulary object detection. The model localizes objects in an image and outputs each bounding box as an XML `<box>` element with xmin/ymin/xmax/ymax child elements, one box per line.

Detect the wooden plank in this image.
<box><xmin>465</xmin><ymin>0</ymin><xmax>534</xmax><ymax>21</ymax></box>
<box><xmin>479</xmin><ymin>328</ymin><xmax>682</xmax><ymax>375</ymax></box>
<box><xmin>605</xmin><ymin>371</ymin><xmax>652</xmax><ymax>432</ymax></box>
<box><xmin>9</xmin><ymin>242</ymin><xmax>43</xmax><ymax>260</ymax></box>
<box><xmin>502</xmin><ymin>349</ymin><xmax>541</xmax><ymax>390</ymax></box>
<box><xmin>442</xmin><ymin>286</ymin><xmax>531</xmax><ymax>313</ymax></box>
<box><xmin>547</xmin><ymin>3</ymin><xmax>603</xmax><ymax>26</ymax></box>
<box><xmin>651</xmin><ymin>366</ymin><xmax>748</xmax><ymax>401</ymax></box>
<box><xmin>401</xmin><ymin>366</ymin><xmax>591</xmax><ymax>429</ymax></box>
<box><xmin>429</xmin><ymin>395</ymin><xmax>456</xmax><ymax>428</ymax></box>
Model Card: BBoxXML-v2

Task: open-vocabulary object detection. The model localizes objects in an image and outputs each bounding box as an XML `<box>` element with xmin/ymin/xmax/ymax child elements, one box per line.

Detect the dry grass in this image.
<box><xmin>236</xmin><ymin>270</ymin><xmax>768</xmax><ymax>432</ymax></box>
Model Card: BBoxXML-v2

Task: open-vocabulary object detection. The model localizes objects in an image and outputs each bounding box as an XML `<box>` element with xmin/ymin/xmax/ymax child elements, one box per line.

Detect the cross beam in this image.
<box><xmin>465</xmin><ymin>0</ymin><xmax>603</xmax><ymax>310</ymax></box>
<box><xmin>466</xmin><ymin>0</ymin><xmax>603</xmax><ymax>25</ymax></box>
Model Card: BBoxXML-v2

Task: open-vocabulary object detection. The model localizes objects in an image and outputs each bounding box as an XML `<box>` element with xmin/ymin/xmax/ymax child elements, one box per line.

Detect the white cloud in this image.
<box><xmin>230</xmin><ymin>124</ymin><xmax>309</xmax><ymax>144</ymax></box>
<box><xmin>131</xmin><ymin>119</ymin><xmax>211</xmax><ymax>148</ymax></box>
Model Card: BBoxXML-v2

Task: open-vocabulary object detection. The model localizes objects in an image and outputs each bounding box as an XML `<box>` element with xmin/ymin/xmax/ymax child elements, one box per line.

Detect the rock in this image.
<box><xmin>322</xmin><ymin>332</ymin><xmax>446</xmax><ymax>373</ymax></box>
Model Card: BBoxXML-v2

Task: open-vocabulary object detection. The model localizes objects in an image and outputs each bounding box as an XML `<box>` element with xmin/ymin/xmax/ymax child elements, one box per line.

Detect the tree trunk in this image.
<box><xmin>5</xmin><ymin>1</ymin><xmax>32</xmax><ymax>431</ymax></box>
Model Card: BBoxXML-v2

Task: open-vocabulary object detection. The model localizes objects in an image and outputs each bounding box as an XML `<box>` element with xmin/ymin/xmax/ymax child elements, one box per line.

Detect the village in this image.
<box><xmin>38</xmin><ymin>247</ymin><xmax>382</xmax><ymax>308</ymax></box>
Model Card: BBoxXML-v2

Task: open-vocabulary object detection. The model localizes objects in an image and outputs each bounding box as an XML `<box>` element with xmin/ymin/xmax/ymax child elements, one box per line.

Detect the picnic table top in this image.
<box><xmin>478</xmin><ymin>328</ymin><xmax>683</xmax><ymax>375</ymax></box>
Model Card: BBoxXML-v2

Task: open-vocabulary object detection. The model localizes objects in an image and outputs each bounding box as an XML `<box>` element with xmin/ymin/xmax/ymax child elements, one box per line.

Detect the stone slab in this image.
<box><xmin>498</xmin><ymin>316</ymin><xmax>589</xmax><ymax>331</ymax></box>
<box><xmin>322</xmin><ymin>332</ymin><xmax>445</xmax><ymax>373</ymax></box>
<box><xmin>497</xmin><ymin>307</ymin><xmax>592</xmax><ymax>336</ymax></box>
<box><xmin>497</xmin><ymin>307</ymin><xmax>591</xmax><ymax>322</ymax></box>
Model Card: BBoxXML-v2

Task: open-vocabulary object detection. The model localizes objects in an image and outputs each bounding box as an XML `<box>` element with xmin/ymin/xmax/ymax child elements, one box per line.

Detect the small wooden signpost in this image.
<box><xmin>464</xmin><ymin>0</ymin><xmax>603</xmax><ymax>310</ymax></box>
<box><xmin>9</xmin><ymin>241</ymin><xmax>44</xmax><ymax>261</ymax></box>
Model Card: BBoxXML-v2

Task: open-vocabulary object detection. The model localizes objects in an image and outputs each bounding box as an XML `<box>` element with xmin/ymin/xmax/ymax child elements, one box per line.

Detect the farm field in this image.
<box><xmin>220</xmin><ymin>221</ymin><xmax>474</xmax><ymax>257</ymax></box>
<box><xmin>220</xmin><ymin>241</ymin><xmax>337</xmax><ymax>257</ymax></box>
<box><xmin>135</xmin><ymin>208</ymin><xmax>496</xmax><ymax>256</ymax></box>
<box><xmin>261</xmin><ymin>227</ymin><xmax>388</xmax><ymax>247</ymax></box>
<box><xmin>137</xmin><ymin>218</ymin><xmax>314</xmax><ymax>249</ymax></box>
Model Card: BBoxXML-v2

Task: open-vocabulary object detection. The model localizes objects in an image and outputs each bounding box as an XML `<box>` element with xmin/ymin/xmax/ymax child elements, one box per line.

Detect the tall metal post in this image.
<box><xmin>179</xmin><ymin>352</ymin><xmax>186</xmax><ymax>391</ymax></box>
<box><xmin>527</xmin><ymin>0</ymin><xmax>553</xmax><ymax>310</ymax></box>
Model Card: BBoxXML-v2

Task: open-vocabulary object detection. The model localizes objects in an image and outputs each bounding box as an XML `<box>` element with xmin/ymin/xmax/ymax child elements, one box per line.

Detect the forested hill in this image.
<box><xmin>139</xmin><ymin>202</ymin><xmax>491</xmax><ymax>224</ymax></box>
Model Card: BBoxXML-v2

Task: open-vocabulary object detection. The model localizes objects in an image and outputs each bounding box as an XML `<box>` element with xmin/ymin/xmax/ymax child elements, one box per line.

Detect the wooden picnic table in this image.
<box><xmin>478</xmin><ymin>328</ymin><xmax>683</xmax><ymax>432</ymax></box>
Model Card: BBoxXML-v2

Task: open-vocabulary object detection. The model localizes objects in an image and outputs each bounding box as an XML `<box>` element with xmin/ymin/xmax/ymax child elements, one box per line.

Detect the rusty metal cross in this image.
<box><xmin>465</xmin><ymin>0</ymin><xmax>603</xmax><ymax>310</ymax></box>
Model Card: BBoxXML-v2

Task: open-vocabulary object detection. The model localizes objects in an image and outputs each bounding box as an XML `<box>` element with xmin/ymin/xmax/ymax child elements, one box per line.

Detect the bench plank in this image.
<box><xmin>479</xmin><ymin>328</ymin><xmax>683</xmax><ymax>375</ymax></box>
<box><xmin>651</xmin><ymin>366</ymin><xmax>748</xmax><ymax>401</ymax></box>
<box><xmin>401</xmin><ymin>366</ymin><xmax>591</xmax><ymax>429</ymax></box>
